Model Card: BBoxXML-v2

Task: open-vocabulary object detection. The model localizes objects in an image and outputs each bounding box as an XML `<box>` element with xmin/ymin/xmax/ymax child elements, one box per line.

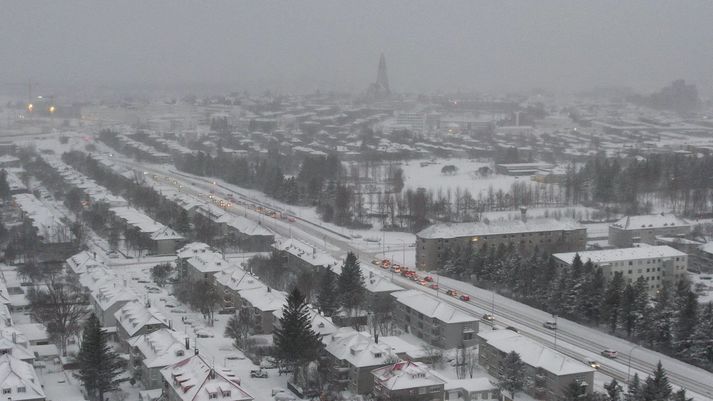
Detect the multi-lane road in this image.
<box><xmin>109</xmin><ymin>155</ymin><xmax>713</xmax><ymax>399</ymax></box>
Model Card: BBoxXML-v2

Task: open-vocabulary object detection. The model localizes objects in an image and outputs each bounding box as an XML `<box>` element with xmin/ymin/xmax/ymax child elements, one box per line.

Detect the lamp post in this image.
<box><xmin>627</xmin><ymin>344</ymin><xmax>641</xmax><ymax>384</ymax></box>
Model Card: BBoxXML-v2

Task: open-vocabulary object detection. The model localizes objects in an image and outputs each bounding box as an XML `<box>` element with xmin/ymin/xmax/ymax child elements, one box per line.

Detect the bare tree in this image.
<box><xmin>27</xmin><ymin>274</ymin><xmax>87</xmax><ymax>356</ymax></box>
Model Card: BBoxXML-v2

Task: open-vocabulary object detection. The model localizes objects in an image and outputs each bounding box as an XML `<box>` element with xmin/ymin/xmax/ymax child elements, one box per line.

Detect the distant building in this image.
<box><xmin>391</xmin><ymin>290</ymin><xmax>478</xmax><ymax>349</ymax></box>
<box><xmin>478</xmin><ymin>330</ymin><xmax>594</xmax><ymax>401</ymax></box>
<box><xmin>495</xmin><ymin>162</ymin><xmax>554</xmax><ymax>176</ymax></box>
<box><xmin>416</xmin><ymin>218</ymin><xmax>586</xmax><ymax>270</ymax></box>
<box><xmin>444</xmin><ymin>378</ymin><xmax>500</xmax><ymax>401</ymax></box>
<box><xmin>553</xmin><ymin>245</ymin><xmax>688</xmax><ymax>296</ymax></box>
<box><xmin>366</xmin><ymin>53</ymin><xmax>391</xmax><ymax>101</ymax></box>
<box><xmin>372</xmin><ymin>360</ymin><xmax>445</xmax><ymax>401</ymax></box>
<box><xmin>114</xmin><ymin>300</ymin><xmax>169</xmax><ymax>349</ymax></box>
<box><xmin>608</xmin><ymin>214</ymin><xmax>690</xmax><ymax>248</ymax></box>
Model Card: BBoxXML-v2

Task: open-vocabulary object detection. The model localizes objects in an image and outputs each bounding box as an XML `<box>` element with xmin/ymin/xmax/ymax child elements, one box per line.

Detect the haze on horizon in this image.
<box><xmin>1</xmin><ymin>0</ymin><xmax>712</xmax><ymax>96</ymax></box>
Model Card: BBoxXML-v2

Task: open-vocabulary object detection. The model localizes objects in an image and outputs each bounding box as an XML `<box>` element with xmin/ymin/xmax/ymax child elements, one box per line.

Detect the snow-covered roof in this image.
<box><xmin>110</xmin><ymin>206</ymin><xmax>174</xmax><ymax>235</ymax></box>
<box><xmin>129</xmin><ymin>328</ymin><xmax>191</xmax><ymax>368</ymax></box>
<box><xmin>114</xmin><ymin>300</ymin><xmax>169</xmax><ymax>338</ymax></box>
<box><xmin>273</xmin><ymin>238</ymin><xmax>340</xmax><ymax>268</ymax></box>
<box><xmin>150</xmin><ymin>226</ymin><xmax>184</xmax><ymax>241</ymax></box>
<box><xmin>238</xmin><ymin>287</ymin><xmax>286</xmax><ymax>312</ymax></box>
<box><xmin>13</xmin><ymin>193</ymin><xmax>71</xmax><ymax>243</ymax></box>
<box><xmin>66</xmin><ymin>250</ymin><xmax>106</xmax><ymax>275</ymax></box>
<box><xmin>363</xmin><ymin>272</ymin><xmax>402</xmax><ymax>294</ymax></box>
<box><xmin>610</xmin><ymin>214</ymin><xmax>690</xmax><ymax>231</ymax></box>
<box><xmin>478</xmin><ymin>330</ymin><xmax>594</xmax><ymax>376</ymax></box>
<box><xmin>177</xmin><ymin>242</ymin><xmax>212</xmax><ymax>259</ymax></box>
<box><xmin>214</xmin><ymin>267</ymin><xmax>263</xmax><ymax>293</ymax></box>
<box><xmin>443</xmin><ymin>377</ymin><xmax>498</xmax><ymax>393</ymax></box>
<box><xmin>273</xmin><ymin>307</ymin><xmax>337</xmax><ymax>338</ymax></box>
<box><xmin>0</xmin><ymin>354</ymin><xmax>45</xmax><ymax>400</ymax></box>
<box><xmin>392</xmin><ymin>290</ymin><xmax>478</xmax><ymax>324</ymax></box>
<box><xmin>185</xmin><ymin>251</ymin><xmax>229</xmax><ymax>274</ymax></box>
<box><xmin>553</xmin><ymin>245</ymin><xmax>686</xmax><ymax>265</ymax></box>
<box><xmin>92</xmin><ymin>283</ymin><xmax>137</xmax><ymax>311</ymax></box>
<box><xmin>325</xmin><ymin>329</ymin><xmax>425</xmax><ymax>368</ymax></box>
<box><xmin>417</xmin><ymin>218</ymin><xmax>583</xmax><ymax>240</ymax></box>
<box><xmin>0</xmin><ymin>337</ymin><xmax>34</xmax><ymax>362</ymax></box>
<box><xmin>160</xmin><ymin>354</ymin><xmax>253</xmax><ymax>401</ymax></box>
<box><xmin>372</xmin><ymin>360</ymin><xmax>445</xmax><ymax>391</ymax></box>
<box><xmin>14</xmin><ymin>323</ymin><xmax>48</xmax><ymax>343</ymax></box>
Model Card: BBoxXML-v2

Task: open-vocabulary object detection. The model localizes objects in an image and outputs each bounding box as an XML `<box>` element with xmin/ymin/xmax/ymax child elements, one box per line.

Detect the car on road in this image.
<box><xmin>423</xmin><ymin>276</ymin><xmax>434</xmax><ymax>282</ymax></box>
<box><xmin>459</xmin><ymin>295</ymin><xmax>471</xmax><ymax>302</ymax></box>
<box><xmin>482</xmin><ymin>313</ymin><xmax>495</xmax><ymax>321</ymax></box>
<box><xmin>586</xmin><ymin>359</ymin><xmax>600</xmax><ymax>369</ymax></box>
<box><xmin>505</xmin><ymin>326</ymin><xmax>519</xmax><ymax>333</ymax></box>
<box><xmin>543</xmin><ymin>320</ymin><xmax>557</xmax><ymax>330</ymax></box>
<box><xmin>429</xmin><ymin>283</ymin><xmax>439</xmax><ymax>290</ymax></box>
<box><xmin>601</xmin><ymin>349</ymin><xmax>618</xmax><ymax>359</ymax></box>
<box><xmin>446</xmin><ymin>289</ymin><xmax>459</xmax><ymax>297</ymax></box>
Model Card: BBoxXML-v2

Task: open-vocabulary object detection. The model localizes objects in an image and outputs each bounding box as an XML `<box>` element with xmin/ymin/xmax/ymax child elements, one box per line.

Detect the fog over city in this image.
<box><xmin>2</xmin><ymin>1</ymin><xmax>713</xmax><ymax>94</ymax></box>
<box><xmin>3</xmin><ymin>2</ymin><xmax>713</xmax><ymax>401</ymax></box>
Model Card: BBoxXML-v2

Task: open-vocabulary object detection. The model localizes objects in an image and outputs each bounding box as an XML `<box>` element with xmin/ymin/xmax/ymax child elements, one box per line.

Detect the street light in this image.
<box><xmin>27</xmin><ymin>103</ymin><xmax>33</xmax><ymax>112</ymax></box>
<box><xmin>627</xmin><ymin>344</ymin><xmax>641</xmax><ymax>384</ymax></box>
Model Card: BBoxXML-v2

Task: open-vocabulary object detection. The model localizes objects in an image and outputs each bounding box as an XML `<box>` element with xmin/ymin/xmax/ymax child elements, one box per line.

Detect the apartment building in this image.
<box><xmin>416</xmin><ymin>218</ymin><xmax>586</xmax><ymax>270</ymax></box>
<box><xmin>478</xmin><ymin>330</ymin><xmax>594</xmax><ymax>401</ymax></box>
<box><xmin>391</xmin><ymin>290</ymin><xmax>478</xmax><ymax>349</ymax></box>
<box><xmin>609</xmin><ymin>214</ymin><xmax>690</xmax><ymax>248</ymax></box>
<box><xmin>553</xmin><ymin>245</ymin><xmax>688</xmax><ymax>296</ymax></box>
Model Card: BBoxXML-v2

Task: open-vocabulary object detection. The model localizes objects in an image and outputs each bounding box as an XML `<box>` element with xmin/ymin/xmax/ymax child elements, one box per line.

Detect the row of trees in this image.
<box><xmin>572</xmin><ymin>153</ymin><xmax>713</xmax><ymax>216</ymax></box>
<box><xmin>440</xmin><ymin>243</ymin><xmax>713</xmax><ymax>372</ymax></box>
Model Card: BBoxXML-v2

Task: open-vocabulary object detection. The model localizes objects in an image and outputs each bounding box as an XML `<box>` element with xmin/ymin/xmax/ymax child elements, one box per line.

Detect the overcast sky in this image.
<box><xmin>1</xmin><ymin>1</ymin><xmax>712</xmax><ymax>95</ymax></box>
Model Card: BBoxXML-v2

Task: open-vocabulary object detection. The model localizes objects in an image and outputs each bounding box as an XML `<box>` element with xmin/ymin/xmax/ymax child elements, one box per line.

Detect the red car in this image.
<box><xmin>429</xmin><ymin>283</ymin><xmax>439</xmax><ymax>290</ymax></box>
<box><xmin>459</xmin><ymin>295</ymin><xmax>471</xmax><ymax>302</ymax></box>
<box><xmin>423</xmin><ymin>276</ymin><xmax>434</xmax><ymax>282</ymax></box>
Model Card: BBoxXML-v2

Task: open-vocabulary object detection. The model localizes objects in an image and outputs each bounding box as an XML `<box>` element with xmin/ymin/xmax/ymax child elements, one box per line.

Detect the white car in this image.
<box><xmin>601</xmin><ymin>349</ymin><xmax>618</xmax><ymax>359</ymax></box>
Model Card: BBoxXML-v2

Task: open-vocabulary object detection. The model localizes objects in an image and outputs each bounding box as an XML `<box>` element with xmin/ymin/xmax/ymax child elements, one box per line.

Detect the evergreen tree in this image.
<box><xmin>604</xmin><ymin>378</ymin><xmax>623</xmax><ymax>401</ymax></box>
<box><xmin>337</xmin><ymin>252</ymin><xmax>365</xmax><ymax>316</ymax></box>
<box><xmin>602</xmin><ymin>272</ymin><xmax>625</xmax><ymax>333</ymax></box>
<box><xmin>621</xmin><ymin>284</ymin><xmax>638</xmax><ymax>337</ymax></box>
<box><xmin>274</xmin><ymin>288</ymin><xmax>321</xmax><ymax>382</ymax></box>
<box><xmin>685</xmin><ymin>302</ymin><xmax>713</xmax><ymax>369</ymax></box>
<box><xmin>670</xmin><ymin>389</ymin><xmax>693</xmax><ymax>401</ymax></box>
<box><xmin>176</xmin><ymin>209</ymin><xmax>191</xmax><ymax>234</ymax></box>
<box><xmin>625</xmin><ymin>373</ymin><xmax>643</xmax><ymax>401</ymax></box>
<box><xmin>316</xmin><ymin>267</ymin><xmax>338</xmax><ymax>317</ymax></box>
<box><xmin>0</xmin><ymin>169</ymin><xmax>10</xmax><ymax>201</ymax></box>
<box><xmin>76</xmin><ymin>314</ymin><xmax>124</xmax><ymax>401</ymax></box>
<box><xmin>641</xmin><ymin>361</ymin><xmax>672</xmax><ymax>401</ymax></box>
<box><xmin>674</xmin><ymin>289</ymin><xmax>698</xmax><ymax>354</ymax></box>
<box><xmin>498</xmin><ymin>351</ymin><xmax>525</xmax><ymax>400</ymax></box>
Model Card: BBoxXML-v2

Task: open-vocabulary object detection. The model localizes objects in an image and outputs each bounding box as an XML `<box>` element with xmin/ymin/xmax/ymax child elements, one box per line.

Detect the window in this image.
<box><xmin>2</xmin><ymin>388</ymin><xmax>9</xmax><ymax>395</ymax></box>
<box><xmin>429</xmin><ymin>386</ymin><xmax>441</xmax><ymax>393</ymax></box>
<box><xmin>418</xmin><ymin>387</ymin><xmax>427</xmax><ymax>395</ymax></box>
<box><xmin>17</xmin><ymin>387</ymin><xmax>25</xmax><ymax>393</ymax></box>
<box><xmin>464</xmin><ymin>332</ymin><xmax>473</xmax><ymax>340</ymax></box>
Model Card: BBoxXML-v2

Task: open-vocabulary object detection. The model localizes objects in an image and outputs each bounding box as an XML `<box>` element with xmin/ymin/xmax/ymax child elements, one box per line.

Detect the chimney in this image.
<box><xmin>185</xmin><ymin>337</ymin><xmax>190</xmax><ymax>350</ymax></box>
<box><xmin>168</xmin><ymin>320</ymin><xmax>173</xmax><ymax>329</ymax></box>
<box><xmin>194</xmin><ymin>347</ymin><xmax>199</xmax><ymax>355</ymax></box>
<box><xmin>374</xmin><ymin>334</ymin><xmax>379</xmax><ymax>344</ymax></box>
<box><xmin>520</xmin><ymin>207</ymin><xmax>527</xmax><ymax>223</ymax></box>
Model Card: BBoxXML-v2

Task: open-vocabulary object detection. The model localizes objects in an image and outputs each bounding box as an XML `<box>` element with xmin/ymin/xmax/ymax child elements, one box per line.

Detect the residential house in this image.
<box><xmin>160</xmin><ymin>353</ymin><xmax>253</xmax><ymax>401</ymax></box>
<box><xmin>114</xmin><ymin>300</ymin><xmax>169</xmax><ymax>348</ymax></box>
<box><xmin>0</xmin><ymin>354</ymin><xmax>45</xmax><ymax>401</ymax></box>
<box><xmin>372</xmin><ymin>360</ymin><xmax>445</xmax><ymax>401</ymax></box>
<box><xmin>128</xmin><ymin>328</ymin><xmax>191</xmax><ymax>390</ymax></box>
